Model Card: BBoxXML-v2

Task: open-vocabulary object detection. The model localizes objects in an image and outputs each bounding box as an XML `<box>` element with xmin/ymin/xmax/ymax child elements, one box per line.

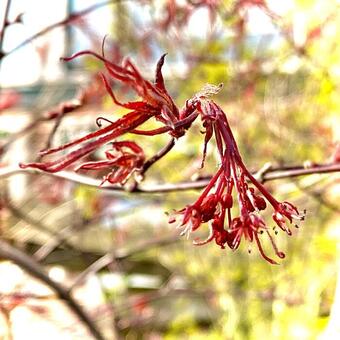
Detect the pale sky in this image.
<box><xmin>0</xmin><ymin>0</ymin><xmax>291</xmax><ymax>87</ymax></box>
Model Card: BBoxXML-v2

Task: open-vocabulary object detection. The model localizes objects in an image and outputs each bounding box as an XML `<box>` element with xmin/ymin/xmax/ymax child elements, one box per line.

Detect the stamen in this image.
<box><xmin>254</xmin><ymin>233</ymin><xmax>279</xmax><ymax>265</ymax></box>
<box><xmin>96</xmin><ymin>117</ymin><xmax>114</xmax><ymax>127</ymax></box>
<box><xmin>193</xmin><ymin>224</ymin><xmax>214</xmax><ymax>245</ymax></box>
<box><xmin>266</xmin><ymin>230</ymin><xmax>285</xmax><ymax>259</ymax></box>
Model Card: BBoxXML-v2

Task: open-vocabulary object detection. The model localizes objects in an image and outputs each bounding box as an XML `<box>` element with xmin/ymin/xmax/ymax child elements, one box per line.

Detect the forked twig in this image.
<box><xmin>0</xmin><ymin>239</ymin><xmax>105</xmax><ymax>340</ymax></box>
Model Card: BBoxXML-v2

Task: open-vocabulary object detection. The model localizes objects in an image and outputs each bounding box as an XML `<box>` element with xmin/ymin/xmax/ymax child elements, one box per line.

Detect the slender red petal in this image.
<box><xmin>20</xmin><ymin>112</ymin><xmax>151</xmax><ymax>172</ymax></box>
<box><xmin>100</xmin><ymin>73</ymin><xmax>151</xmax><ymax>110</ymax></box>
<box><xmin>254</xmin><ymin>233</ymin><xmax>279</xmax><ymax>265</ymax></box>
<box><xmin>61</xmin><ymin>50</ymin><xmax>128</xmax><ymax>76</ymax></box>
<box><xmin>130</xmin><ymin>126</ymin><xmax>171</xmax><ymax>136</ymax></box>
<box><xmin>40</xmin><ymin>110</ymin><xmax>143</xmax><ymax>156</ymax></box>
<box><xmin>155</xmin><ymin>54</ymin><xmax>167</xmax><ymax>91</ymax></box>
<box><xmin>76</xmin><ymin>160</ymin><xmax>115</xmax><ymax>170</ymax></box>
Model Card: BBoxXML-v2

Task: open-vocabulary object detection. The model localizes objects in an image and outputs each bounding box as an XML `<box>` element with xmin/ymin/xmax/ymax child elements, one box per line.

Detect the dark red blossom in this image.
<box><xmin>76</xmin><ymin>141</ymin><xmax>145</xmax><ymax>185</ymax></box>
<box><xmin>19</xmin><ymin>51</ymin><xmax>197</xmax><ymax>178</ymax></box>
<box><xmin>170</xmin><ymin>100</ymin><xmax>305</xmax><ymax>264</ymax></box>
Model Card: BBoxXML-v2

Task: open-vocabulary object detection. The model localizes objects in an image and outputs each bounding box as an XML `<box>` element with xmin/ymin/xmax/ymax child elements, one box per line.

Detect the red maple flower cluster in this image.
<box><xmin>75</xmin><ymin>141</ymin><xmax>145</xmax><ymax>185</ymax></box>
<box><xmin>19</xmin><ymin>52</ymin><xmax>193</xmax><ymax>176</ymax></box>
<box><xmin>20</xmin><ymin>50</ymin><xmax>304</xmax><ymax>263</ymax></box>
<box><xmin>169</xmin><ymin>101</ymin><xmax>304</xmax><ymax>264</ymax></box>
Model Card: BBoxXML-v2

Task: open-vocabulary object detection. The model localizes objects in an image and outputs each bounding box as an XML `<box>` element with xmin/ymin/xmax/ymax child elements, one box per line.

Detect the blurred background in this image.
<box><xmin>0</xmin><ymin>0</ymin><xmax>339</xmax><ymax>339</ymax></box>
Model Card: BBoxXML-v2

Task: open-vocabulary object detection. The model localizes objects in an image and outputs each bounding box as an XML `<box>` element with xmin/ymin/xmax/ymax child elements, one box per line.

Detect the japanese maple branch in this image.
<box><xmin>139</xmin><ymin>137</ymin><xmax>176</xmax><ymax>177</ymax></box>
<box><xmin>0</xmin><ymin>162</ymin><xmax>339</xmax><ymax>193</ymax></box>
<box><xmin>0</xmin><ymin>239</ymin><xmax>105</xmax><ymax>340</ymax></box>
<box><xmin>128</xmin><ymin>138</ymin><xmax>176</xmax><ymax>191</ymax></box>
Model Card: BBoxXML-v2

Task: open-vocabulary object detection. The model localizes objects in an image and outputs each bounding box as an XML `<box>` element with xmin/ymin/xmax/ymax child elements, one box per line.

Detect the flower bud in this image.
<box><xmin>254</xmin><ymin>195</ymin><xmax>266</xmax><ymax>210</ymax></box>
<box><xmin>221</xmin><ymin>193</ymin><xmax>233</xmax><ymax>208</ymax></box>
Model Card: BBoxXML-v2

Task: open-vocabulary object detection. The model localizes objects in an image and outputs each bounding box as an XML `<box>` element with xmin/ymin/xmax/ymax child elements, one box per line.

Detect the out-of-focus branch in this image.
<box><xmin>33</xmin><ymin>213</ymin><xmax>104</xmax><ymax>261</ymax></box>
<box><xmin>0</xmin><ymin>0</ymin><xmax>12</xmax><ymax>89</ymax></box>
<box><xmin>116</xmin><ymin>283</ymin><xmax>214</xmax><ymax>330</ymax></box>
<box><xmin>71</xmin><ymin>233</ymin><xmax>179</xmax><ymax>290</ymax></box>
<box><xmin>0</xmin><ymin>0</ymin><xmax>11</xmax><ymax>56</ymax></box>
<box><xmin>2</xmin><ymin>0</ymin><xmax>118</xmax><ymax>59</ymax></box>
<box><xmin>295</xmin><ymin>180</ymin><xmax>340</xmax><ymax>214</ymax></box>
<box><xmin>0</xmin><ymin>239</ymin><xmax>105</xmax><ymax>340</ymax></box>
<box><xmin>5</xmin><ymin>199</ymin><xmax>76</xmax><ymax>251</ymax></box>
<box><xmin>42</xmin><ymin>96</ymin><xmax>84</xmax><ymax>152</ymax></box>
<box><xmin>0</xmin><ymin>118</ymin><xmax>45</xmax><ymax>155</ymax></box>
<box><xmin>0</xmin><ymin>95</ymin><xmax>83</xmax><ymax>157</ymax></box>
<box><xmin>0</xmin><ymin>162</ymin><xmax>339</xmax><ymax>194</ymax></box>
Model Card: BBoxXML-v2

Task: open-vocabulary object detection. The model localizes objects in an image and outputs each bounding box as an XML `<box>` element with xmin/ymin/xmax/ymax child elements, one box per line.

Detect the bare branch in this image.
<box><xmin>1</xmin><ymin>87</ymin><xmax>90</xmax><ymax>157</ymax></box>
<box><xmin>0</xmin><ymin>0</ymin><xmax>12</xmax><ymax>93</ymax></box>
<box><xmin>0</xmin><ymin>239</ymin><xmax>105</xmax><ymax>340</ymax></box>
<box><xmin>33</xmin><ymin>213</ymin><xmax>103</xmax><ymax>261</ymax></box>
<box><xmin>42</xmin><ymin>96</ymin><xmax>84</xmax><ymax>152</ymax></box>
<box><xmin>4</xmin><ymin>199</ymin><xmax>77</xmax><ymax>252</ymax></box>
<box><xmin>0</xmin><ymin>0</ymin><xmax>11</xmax><ymax>55</ymax></box>
<box><xmin>70</xmin><ymin>233</ymin><xmax>179</xmax><ymax>290</ymax></box>
<box><xmin>2</xmin><ymin>0</ymin><xmax>118</xmax><ymax>58</ymax></box>
<box><xmin>0</xmin><ymin>162</ymin><xmax>339</xmax><ymax>194</ymax></box>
